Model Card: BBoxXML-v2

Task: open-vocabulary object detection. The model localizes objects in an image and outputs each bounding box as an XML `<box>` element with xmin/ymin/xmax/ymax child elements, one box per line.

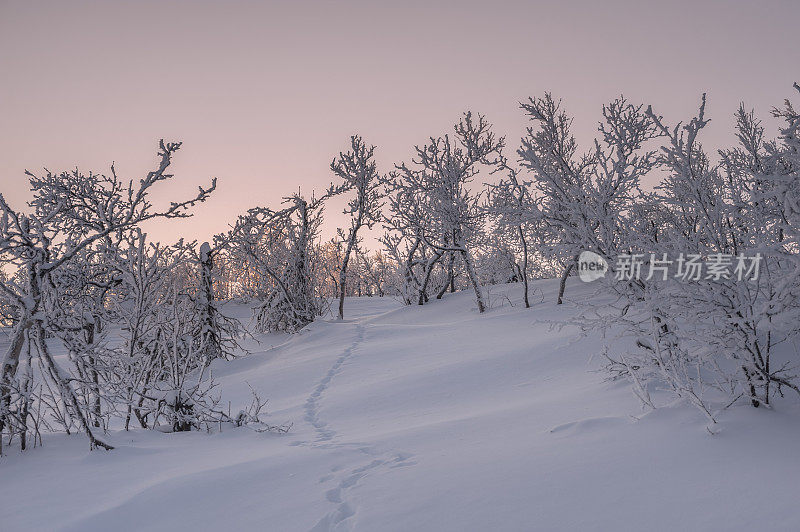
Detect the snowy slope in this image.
<box><xmin>2</xmin><ymin>279</ymin><xmax>800</xmax><ymax>531</ymax></box>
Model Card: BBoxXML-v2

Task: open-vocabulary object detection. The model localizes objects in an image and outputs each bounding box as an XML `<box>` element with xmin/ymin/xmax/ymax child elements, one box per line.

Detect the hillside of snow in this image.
<box><xmin>2</xmin><ymin>279</ymin><xmax>800</xmax><ymax>531</ymax></box>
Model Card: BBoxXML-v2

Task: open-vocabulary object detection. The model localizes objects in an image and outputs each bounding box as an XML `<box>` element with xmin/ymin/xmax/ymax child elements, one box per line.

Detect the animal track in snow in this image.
<box><xmin>300</xmin><ymin>321</ymin><xmax>418</xmax><ymax>531</ymax></box>
<box><xmin>303</xmin><ymin>324</ymin><xmax>365</xmax><ymax>444</ymax></box>
<box><xmin>310</xmin><ymin>452</ymin><xmax>416</xmax><ymax>532</ymax></box>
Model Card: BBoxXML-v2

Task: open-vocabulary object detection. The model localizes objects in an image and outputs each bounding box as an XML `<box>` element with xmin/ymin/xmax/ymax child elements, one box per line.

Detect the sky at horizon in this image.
<box><xmin>1</xmin><ymin>0</ymin><xmax>799</xmax><ymax>247</ymax></box>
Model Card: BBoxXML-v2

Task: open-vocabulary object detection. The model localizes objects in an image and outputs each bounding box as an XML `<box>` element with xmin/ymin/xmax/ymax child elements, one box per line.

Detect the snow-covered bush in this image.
<box><xmin>582</xmin><ymin>88</ymin><xmax>800</xmax><ymax>422</ymax></box>
<box><xmin>222</xmin><ymin>193</ymin><xmax>333</xmax><ymax>333</ymax></box>
<box><xmin>107</xmin><ymin>232</ymin><xmax>242</xmax><ymax>431</ymax></box>
<box><xmin>0</xmin><ymin>140</ymin><xmax>215</xmax><ymax>451</ymax></box>
<box><xmin>0</xmin><ymin>141</ymin><xmax>281</xmax><ymax>454</ymax></box>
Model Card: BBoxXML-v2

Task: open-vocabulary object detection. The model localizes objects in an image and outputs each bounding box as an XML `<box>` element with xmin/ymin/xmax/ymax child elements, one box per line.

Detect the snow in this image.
<box><xmin>199</xmin><ymin>242</ymin><xmax>211</xmax><ymax>261</ymax></box>
<box><xmin>2</xmin><ymin>279</ymin><xmax>800</xmax><ymax>531</ymax></box>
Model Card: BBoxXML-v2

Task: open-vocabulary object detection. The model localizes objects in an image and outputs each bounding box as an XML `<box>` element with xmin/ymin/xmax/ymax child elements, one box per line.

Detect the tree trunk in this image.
<box><xmin>742</xmin><ymin>366</ymin><xmax>760</xmax><ymax>407</ymax></box>
<box><xmin>402</xmin><ymin>238</ymin><xmax>422</xmax><ymax>305</ymax></box>
<box><xmin>84</xmin><ymin>321</ymin><xmax>102</xmax><ymax>428</ymax></box>
<box><xmin>295</xmin><ymin>201</ymin><xmax>310</xmax><ymax>325</ymax></box>
<box><xmin>18</xmin><ymin>330</ymin><xmax>33</xmax><ymax>450</ymax></box>
<box><xmin>518</xmin><ymin>226</ymin><xmax>530</xmax><ymax>308</ymax></box>
<box><xmin>200</xmin><ymin>242</ymin><xmax>219</xmax><ymax>360</ymax></box>
<box><xmin>557</xmin><ymin>255</ymin><xmax>580</xmax><ymax>305</ymax></box>
<box><xmin>418</xmin><ymin>251</ymin><xmax>443</xmax><ymax>305</ymax></box>
<box><xmin>436</xmin><ymin>253</ymin><xmax>454</xmax><ymax>299</ymax></box>
<box><xmin>449</xmin><ymin>257</ymin><xmax>456</xmax><ymax>293</ymax></box>
<box><xmin>0</xmin><ymin>318</ymin><xmax>32</xmax><ymax>439</ymax></box>
<box><xmin>461</xmin><ymin>248</ymin><xmax>485</xmax><ymax>313</ymax></box>
<box><xmin>338</xmin><ymin>236</ymin><xmax>357</xmax><ymax>320</ymax></box>
<box><xmin>557</xmin><ymin>259</ymin><xmax>576</xmax><ymax>305</ymax></box>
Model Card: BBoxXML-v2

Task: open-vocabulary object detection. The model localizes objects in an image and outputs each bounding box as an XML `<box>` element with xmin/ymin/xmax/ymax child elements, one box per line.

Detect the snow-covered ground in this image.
<box><xmin>2</xmin><ymin>279</ymin><xmax>800</xmax><ymax>531</ymax></box>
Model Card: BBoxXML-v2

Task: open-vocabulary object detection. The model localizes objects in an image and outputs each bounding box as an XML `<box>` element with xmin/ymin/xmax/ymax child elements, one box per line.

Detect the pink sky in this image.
<box><xmin>2</xmin><ymin>0</ymin><xmax>798</xmax><ymax>246</ymax></box>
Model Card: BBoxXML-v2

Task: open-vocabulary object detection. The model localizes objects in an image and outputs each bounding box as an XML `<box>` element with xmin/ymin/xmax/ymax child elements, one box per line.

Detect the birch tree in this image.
<box><xmin>485</xmin><ymin>160</ymin><xmax>537</xmax><ymax>307</ymax></box>
<box><xmin>518</xmin><ymin>94</ymin><xmax>659</xmax><ymax>304</ymax></box>
<box><xmin>330</xmin><ymin>135</ymin><xmax>384</xmax><ymax>319</ymax></box>
<box><xmin>386</xmin><ymin>112</ymin><xmax>504</xmax><ymax>312</ymax></box>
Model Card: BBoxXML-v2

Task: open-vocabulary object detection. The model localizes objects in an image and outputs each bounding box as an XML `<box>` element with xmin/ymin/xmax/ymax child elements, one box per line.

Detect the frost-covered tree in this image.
<box><xmin>475</xmin><ymin>236</ymin><xmax>520</xmax><ymax>283</ymax></box>
<box><xmin>110</xmin><ymin>232</ymin><xmax>196</xmax><ymax>430</ymax></box>
<box><xmin>330</xmin><ymin>135</ymin><xmax>384</xmax><ymax>319</ymax></box>
<box><xmin>190</xmin><ymin>238</ymin><xmax>246</xmax><ymax>364</ymax></box>
<box><xmin>357</xmin><ymin>249</ymin><xmax>392</xmax><ymax>297</ymax></box>
<box><xmin>107</xmin><ymin>232</ymin><xmax>267</xmax><ymax>433</ymax></box>
<box><xmin>518</xmin><ymin>94</ymin><xmax>659</xmax><ymax>304</ymax></box>
<box><xmin>589</xmin><ymin>87</ymin><xmax>800</xmax><ymax>424</ymax></box>
<box><xmin>485</xmin><ymin>159</ymin><xmax>537</xmax><ymax>307</ymax></box>
<box><xmin>385</xmin><ymin>112</ymin><xmax>504</xmax><ymax>312</ymax></box>
<box><xmin>380</xmin><ymin>229</ymin><xmax>427</xmax><ymax>304</ymax></box>
<box><xmin>0</xmin><ymin>140</ymin><xmax>215</xmax><ymax>450</ymax></box>
<box><xmin>648</xmin><ymin>91</ymin><xmax>800</xmax><ymax>409</ymax></box>
<box><xmin>44</xmin><ymin>243</ymin><xmax>123</xmax><ymax>431</ymax></box>
<box><xmin>766</xmin><ymin>83</ymin><xmax>800</xmax><ymax>249</ymax></box>
<box><xmin>222</xmin><ymin>191</ymin><xmax>338</xmax><ymax>332</ymax></box>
